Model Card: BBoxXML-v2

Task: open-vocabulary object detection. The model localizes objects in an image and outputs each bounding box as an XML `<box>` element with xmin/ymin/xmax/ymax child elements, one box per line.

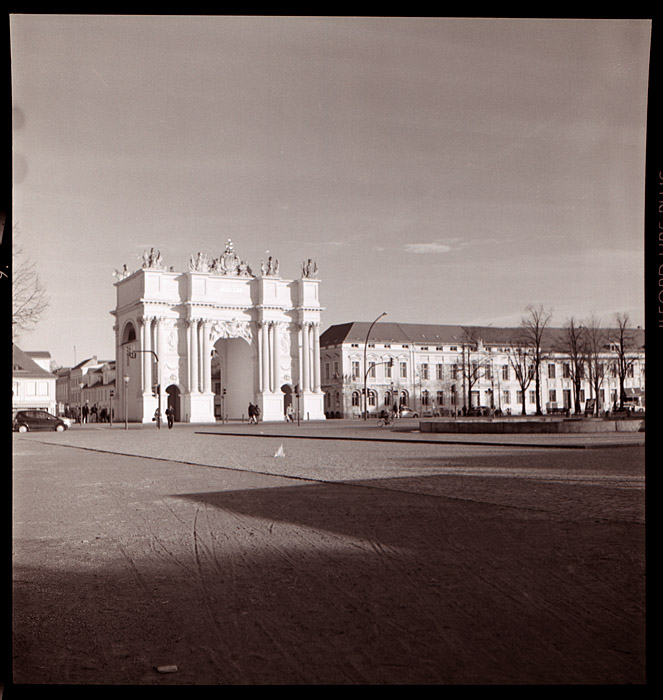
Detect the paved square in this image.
<box><xmin>12</xmin><ymin>424</ymin><xmax>645</xmax><ymax>684</ymax></box>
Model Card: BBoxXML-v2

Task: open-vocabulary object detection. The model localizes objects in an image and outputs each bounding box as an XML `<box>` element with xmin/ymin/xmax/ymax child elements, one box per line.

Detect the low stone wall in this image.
<box><xmin>419</xmin><ymin>418</ymin><xmax>645</xmax><ymax>434</ymax></box>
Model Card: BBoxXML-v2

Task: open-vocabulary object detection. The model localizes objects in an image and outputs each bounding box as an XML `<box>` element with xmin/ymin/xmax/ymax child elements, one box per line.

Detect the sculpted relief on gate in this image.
<box><xmin>210</xmin><ymin>319</ymin><xmax>254</xmax><ymax>345</ymax></box>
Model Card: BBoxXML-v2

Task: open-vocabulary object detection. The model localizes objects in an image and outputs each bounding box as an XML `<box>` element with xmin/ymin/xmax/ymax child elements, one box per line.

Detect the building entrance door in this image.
<box><xmin>281</xmin><ymin>384</ymin><xmax>293</xmax><ymax>419</ymax></box>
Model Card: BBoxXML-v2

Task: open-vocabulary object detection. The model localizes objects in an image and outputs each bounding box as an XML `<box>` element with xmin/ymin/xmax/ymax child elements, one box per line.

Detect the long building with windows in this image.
<box><xmin>320</xmin><ymin>321</ymin><xmax>645</xmax><ymax>419</ymax></box>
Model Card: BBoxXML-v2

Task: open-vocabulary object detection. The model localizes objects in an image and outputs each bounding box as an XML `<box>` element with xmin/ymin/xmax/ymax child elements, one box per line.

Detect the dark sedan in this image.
<box><xmin>13</xmin><ymin>410</ymin><xmax>68</xmax><ymax>433</ymax></box>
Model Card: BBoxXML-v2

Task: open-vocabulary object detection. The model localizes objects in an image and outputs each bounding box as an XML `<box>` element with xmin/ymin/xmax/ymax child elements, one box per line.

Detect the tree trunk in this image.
<box><xmin>534</xmin><ymin>365</ymin><xmax>542</xmax><ymax>415</ymax></box>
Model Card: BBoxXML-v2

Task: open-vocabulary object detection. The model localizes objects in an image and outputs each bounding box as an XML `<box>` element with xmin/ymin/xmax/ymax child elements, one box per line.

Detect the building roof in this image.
<box><xmin>25</xmin><ymin>350</ymin><xmax>51</xmax><ymax>359</ymax></box>
<box><xmin>71</xmin><ymin>357</ymin><xmax>112</xmax><ymax>371</ymax></box>
<box><xmin>12</xmin><ymin>345</ymin><xmax>56</xmax><ymax>379</ymax></box>
<box><xmin>73</xmin><ymin>356</ymin><xmax>98</xmax><ymax>370</ymax></box>
<box><xmin>320</xmin><ymin>322</ymin><xmax>645</xmax><ymax>352</ymax></box>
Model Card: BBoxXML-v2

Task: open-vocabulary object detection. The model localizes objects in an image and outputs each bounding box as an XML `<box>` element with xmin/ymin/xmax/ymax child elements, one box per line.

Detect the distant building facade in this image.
<box><xmin>12</xmin><ymin>345</ymin><xmax>57</xmax><ymax>415</ymax></box>
<box><xmin>55</xmin><ymin>357</ymin><xmax>115</xmax><ymax>419</ymax></box>
<box><xmin>320</xmin><ymin>322</ymin><xmax>645</xmax><ymax>418</ymax></box>
<box><xmin>111</xmin><ymin>242</ymin><xmax>325</xmax><ymax>423</ymax></box>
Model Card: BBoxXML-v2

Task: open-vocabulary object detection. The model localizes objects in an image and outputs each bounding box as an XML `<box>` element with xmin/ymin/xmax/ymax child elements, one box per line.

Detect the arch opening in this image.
<box><xmin>212</xmin><ymin>336</ymin><xmax>254</xmax><ymax>419</ymax></box>
<box><xmin>165</xmin><ymin>384</ymin><xmax>182</xmax><ymax>422</ymax></box>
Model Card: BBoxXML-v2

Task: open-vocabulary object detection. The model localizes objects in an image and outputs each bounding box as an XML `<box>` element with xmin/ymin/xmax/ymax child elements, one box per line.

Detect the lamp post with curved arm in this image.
<box><xmin>123</xmin><ymin>375</ymin><xmax>130</xmax><ymax>430</ymax></box>
<box><xmin>363</xmin><ymin>312</ymin><xmax>387</xmax><ymax>420</ymax></box>
<box><xmin>79</xmin><ymin>382</ymin><xmax>85</xmax><ymax>425</ymax></box>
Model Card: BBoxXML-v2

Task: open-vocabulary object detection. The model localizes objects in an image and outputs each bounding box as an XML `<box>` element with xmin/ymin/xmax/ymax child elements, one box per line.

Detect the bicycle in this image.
<box><xmin>377</xmin><ymin>413</ymin><xmax>395</xmax><ymax>427</ymax></box>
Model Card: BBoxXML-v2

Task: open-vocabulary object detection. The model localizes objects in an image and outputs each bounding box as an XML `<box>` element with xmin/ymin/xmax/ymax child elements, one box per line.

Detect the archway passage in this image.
<box><xmin>212</xmin><ymin>337</ymin><xmax>254</xmax><ymax>419</ymax></box>
<box><xmin>166</xmin><ymin>385</ymin><xmax>181</xmax><ymax>422</ymax></box>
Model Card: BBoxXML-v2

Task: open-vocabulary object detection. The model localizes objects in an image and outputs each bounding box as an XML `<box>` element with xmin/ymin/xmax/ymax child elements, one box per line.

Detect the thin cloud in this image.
<box><xmin>403</xmin><ymin>238</ymin><xmax>468</xmax><ymax>254</ymax></box>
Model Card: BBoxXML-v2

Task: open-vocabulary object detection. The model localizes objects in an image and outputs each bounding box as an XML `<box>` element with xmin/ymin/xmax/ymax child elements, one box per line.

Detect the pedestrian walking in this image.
<box><xmin>82</xmin><ymin>404</ymin><xmax>89</xmax><ymax>424</ymax></box>
<box><xmin>165</xmin><ymin>406</ymin><xmax>174</xmax><ymax>429</ymax></box>
<box><xmin>248</xmin><ymin>403</ymin><xmax>256</xmax><ymax>424</ymax></box>
<box><xmin>254</xmin><ymin>404</ymin><xmax>261</xmax><ymax>423</ymax></box>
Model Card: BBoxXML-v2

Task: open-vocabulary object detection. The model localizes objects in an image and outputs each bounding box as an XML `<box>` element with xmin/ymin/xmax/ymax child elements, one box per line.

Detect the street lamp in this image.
<box><xmin>79</xmin><ymin>382</ymin><xmax>85</xmax><ymax>425</ymax></box>
<box><xmin>296</xmin><ymin>386</ymin><xmax>301</xmax><ymax>427</ymax></box>
<box><xmin>363</xmin><ymin>312</ymin><xmax>387</xmax><ymax>420</ymax></box>
<box><xmin>124</xmin><ymin>375</ymin><xmax>130</xmax><ymax>430</ymax></box>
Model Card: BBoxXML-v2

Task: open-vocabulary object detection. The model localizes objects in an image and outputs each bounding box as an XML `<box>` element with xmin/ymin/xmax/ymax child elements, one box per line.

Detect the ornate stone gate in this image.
<box><xmin>112</xmin><ymin>241</ymin><xmax>325</xmax><ymax>423</ymax></box>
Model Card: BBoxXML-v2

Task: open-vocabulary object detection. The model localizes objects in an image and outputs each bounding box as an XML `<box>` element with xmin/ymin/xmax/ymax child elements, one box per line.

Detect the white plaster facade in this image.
<box><xmin>320</xmin><ymin>322</ymin><xmax>646</xmax><ymax>418</ymax></box>
<box><xmin>12</xmin><ymin>345</ymin><xmax>57</xmax><ymax>415</ymax></box>
<box><xmin>111</xmin><ymin>244</ymin><xmax>325</xmax><ymax>423</ymax></box>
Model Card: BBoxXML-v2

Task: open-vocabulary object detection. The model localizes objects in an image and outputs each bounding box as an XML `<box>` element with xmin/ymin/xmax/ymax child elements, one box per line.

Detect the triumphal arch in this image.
<box><xmin>111</xmin><ymin>241</ymin><xmax>325</xmax><ymax>423</ymax></box>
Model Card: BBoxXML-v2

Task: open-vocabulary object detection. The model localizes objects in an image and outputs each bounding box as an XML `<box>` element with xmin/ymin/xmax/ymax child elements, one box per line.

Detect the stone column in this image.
<box><xmin>261</xmin><ymin>321</ymin><xmax>270</xmax><ymax>393</ymax></box>
<box><xmin>155</xmin><ymin>317</ymin><xmax>164</xmax><ymax>391</ymax></box>
<box><xmin>138</xmin><ymin>318</ymin><xmax>145</xmax><ymax>393</ymax></box>
<box><xmin>312</xmin><ymin>321</ymin><xmax>321</xmax><ymax>393</ymax></box>
<box><xmin>202</xmin><ymin>320</ymin><xmax>212</xmax><ymax>394</ymax></box>
<box><xmin>257</xmin><ymin>321</ymin><xmax>264</xmax><ymax>392</ymax></box>
<box><xmin>271</xmin><ymin>321</ymin><xmax>280</xmax><ymax>393</ymax></box>
<box><xmin>155</xmin><ymin>317</ymin><xmax>163</xmax><ymax>362</ymax></box>
<box><xmin>189</xmin><ymin>318</ymin><xmax>199</xmax><ymax>393</ymax></box>
<box><xmin>297</xmin><ymin>324</ymin><xmax>303</xmax><ymax>392</ymax></box>
<box><xmin>301</xmin><ymin>321</ymin><xmax>310</xmax><ymax>392</ymax></box>
<box><xmin>142</xmin><ymin>316</ymin><xmax>152</xmax><ymax>393</ymax></box>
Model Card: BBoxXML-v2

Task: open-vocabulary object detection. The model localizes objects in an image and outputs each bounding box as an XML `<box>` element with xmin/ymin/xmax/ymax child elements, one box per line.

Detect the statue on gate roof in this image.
<box><xmin>302</xmin><ymin>259</ymin><xmax>318</xmax><ymax>279</ymax></box>
<box><xmin>219</xmin><ymin>239</ymin><xmax>241</xmax><ymax>275</ymax></box>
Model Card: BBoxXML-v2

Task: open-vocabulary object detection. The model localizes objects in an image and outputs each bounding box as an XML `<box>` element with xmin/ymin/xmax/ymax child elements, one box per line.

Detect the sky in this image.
<box><xmin>10</xmin><ymin>15</ymin><xmax>652</xmax><ymax>368</ymax></box>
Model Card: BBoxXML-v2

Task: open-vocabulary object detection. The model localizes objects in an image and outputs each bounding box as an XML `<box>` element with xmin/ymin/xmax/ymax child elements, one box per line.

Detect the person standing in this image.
<box><xmin>165</xmin><ymin>406</ymin><xmax>174</xmax><ymax>429</ymax></box>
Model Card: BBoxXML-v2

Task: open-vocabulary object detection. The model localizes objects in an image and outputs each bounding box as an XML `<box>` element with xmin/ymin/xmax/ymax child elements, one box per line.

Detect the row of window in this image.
<box><xmin>13</xmin><ymin>381</ymin><xmax>51</xmax><ymax>396</ymax></box>
<box><xmin>343</xmin><ymin>387</ymin><xmax>621</xmax><ymax>408</ymax></box>
<box><xmin>326</xmin><ymin>359</ymin><xmax>639</xmax><ymax>382</ymax></box>
<box><xmin>349</xmin><ymin>343</ymin><xmax>458</xmax><ymax>351</ymax></box>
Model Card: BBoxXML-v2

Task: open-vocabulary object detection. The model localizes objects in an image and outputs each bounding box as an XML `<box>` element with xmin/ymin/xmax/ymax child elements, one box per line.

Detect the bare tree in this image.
<box><xmin>583</xmin><ymin>313</ymin><xmax>610</xmax><ymax>415</ymax></box>
<box><xmin>505</xmin><ymin>340</ymin><xmax>534</xmax><ymax>415</ymax></box>
<box><xmin>458</xmin><ymin>327</ymin><xmax>492</xmax><ymax>412</ymax></box>
<box><xmin>610</xmin><ymin>312</ymin><xmax>639</xmax><ymax>410</ymax></box>
<box><xmin>519</xmin><ymin>304</ymin><xmax>553</xmax><ymax>415</ymax></box>
<box><xmin>559</xmin><ymin>317</ymin><xmax>586</xmax><ymax>415</ymax></box>
<box><xmin>12</xmin><ymin>230</ymin><xmax>49</xmax><ymax>341</ymax></box>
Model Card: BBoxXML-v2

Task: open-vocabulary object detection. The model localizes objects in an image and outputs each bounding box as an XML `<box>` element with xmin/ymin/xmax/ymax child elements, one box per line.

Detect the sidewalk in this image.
<box><xmin>187</xmin><ymin>418</ymin><xmax>644</xmax><ymax>449</ymax></box>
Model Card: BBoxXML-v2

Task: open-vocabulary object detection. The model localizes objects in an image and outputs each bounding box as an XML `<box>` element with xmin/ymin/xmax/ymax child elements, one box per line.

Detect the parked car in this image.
<box><xmin>466</xmin><ymin>406</ymin><xmax>493</xmax><ymax>417</ymax></box>
<box><xmin>13</xmin><ymin>410</ymin><xmax>68</xmax><ymax>433</ymax></box>
<box><xmin>398</xmin><ymin>406</ymin><xmax>419</xmax><ymax>418</ymax></box>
